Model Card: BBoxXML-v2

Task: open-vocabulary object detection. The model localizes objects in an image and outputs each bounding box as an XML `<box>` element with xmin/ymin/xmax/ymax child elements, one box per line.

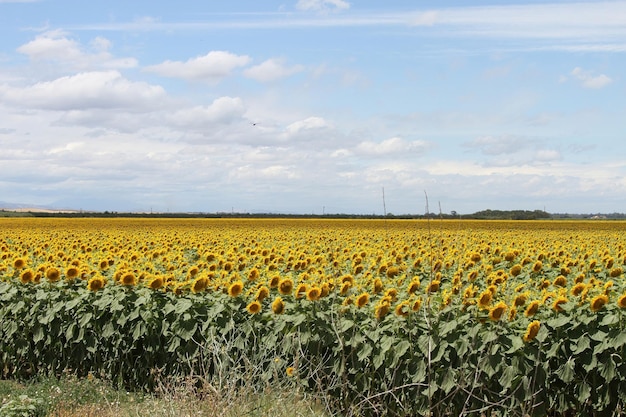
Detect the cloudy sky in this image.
<box><xmin>1</xmin><ymin>0</ymin><xmax>625</xmax><ymax>214</ymax></box>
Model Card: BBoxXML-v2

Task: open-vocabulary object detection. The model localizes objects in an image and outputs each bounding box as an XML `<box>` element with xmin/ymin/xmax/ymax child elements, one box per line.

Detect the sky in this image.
<box><xmin>0</xmin><ymin>0</ymin><xmax>625</xmax><ymax>215</ymax></box>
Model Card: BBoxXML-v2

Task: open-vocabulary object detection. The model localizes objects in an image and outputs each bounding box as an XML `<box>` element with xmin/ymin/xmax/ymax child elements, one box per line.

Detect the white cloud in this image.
<box><xmin>356</xmin><ymin>137</ymin><xmax>429</xmax><ymax>156</ymax></box>
<box><xmin>168</xmin><ymin>96</ymin><xmax>246</xmax><ymax>128</ymax></box>
<box><xmin>0</xmin><ymin>71</ymin><xmax>166</xmax><ymax>110</ymax></box>
<box><xmin>243</xmin><ymin>58</ymin><xmax>304</xmax><ymax>82</ymax></box>
<box><xmin>284</xmin><ymin>116</ymin><xmax>329</xmax><ymax>136</ymax></box>
<box><xmin>144</xmin><ymin>51</ymin><xmax>251</xmax><ymax>82</ymax></box>
<box><xmin>570</xmin><ymin>67</ymin><xmax>613</xmax><ymax>89</ymax></box>
<box><xmin>17</xmin><ymin>30</ymin><xmax>137</xmax><ymax>70</ymax></box>
<box><xmin>296</xmin><ymin>0</ymin><xmax>350</xmax><ymax>12</ymax></box>
<box><xmin>465</xmin><ymin>135</ymin><xmax>531</xmax><ymax>155</ymax></box>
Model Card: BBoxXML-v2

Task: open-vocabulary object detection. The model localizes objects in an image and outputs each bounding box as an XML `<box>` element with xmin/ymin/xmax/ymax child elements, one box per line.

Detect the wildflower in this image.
<box><xmin>246</xmin><ymin>301</ymin><xmax>262</xmax><ymax>314</ymax></box>
<box><xmin>87</xmin><ymin>276</ymin><xmax>106</xmax><ymax>292</ymax></box>
<box><xmin>225</xmin><ymin>281</ymin><xmax>243</xmax><ymax>297</ymax></box>
<box><xmin>488</xmin><ymin>302</ymin><xmax>507</xmax><ymax>321</ymax></box>
<box><xmin>306</xmin><ymin>286</ymin><xmax>321</xmax><ymax>301</ymax></box>
<box><xmin>356</xmin><ymin>292</ymin><xmax>370</xmax><ymax>308</ymax></box>
<box><xmin>523</xmin><ymin>320</ymin><xmax>541</xmax><ymax>342</ymax></box>
<box><xmin>525</xmin><ymin>300</ymin><xmax>541</xmax><ymax>317</ymax></box>
<box><xmin>271</xmin><ymin>297</ymin><xmax>285</xmax><ymax>314</ymax></box>
<box><xmin>286</xmin><ymin>367</ymin><xmax>296</xmax><ymax>377</ymax></box>
<box><xmin>590</xmin><ymin>294</ymin><xmax>608</xmax><ymax>312</ymax></box>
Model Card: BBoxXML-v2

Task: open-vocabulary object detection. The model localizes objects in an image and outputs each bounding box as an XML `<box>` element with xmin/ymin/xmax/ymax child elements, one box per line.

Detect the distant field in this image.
<box><xmin>1</xmin><ymin>218</ymin><xmax>626</xmax><ymax>416</ymax></box>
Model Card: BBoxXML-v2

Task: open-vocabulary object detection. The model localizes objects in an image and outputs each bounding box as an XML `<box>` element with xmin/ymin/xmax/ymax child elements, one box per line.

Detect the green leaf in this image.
<box><xmin>547</xmin><ymin>315</ymin><xmax>570</xmax><ymax>329</ymax></box>
<box><xmin>600</xmin><ymin>313</ymin><xmax>619</xmax><ymax>326</ymax></box>
<box><xmin>498</xmin><ymin>365</ymin><xmax>519</xmax><ymax>392</ymax></box>
<box><xmin>174</xmin><ymin>298</ymin><xmax>193</xmax><ymax>315</ymax></box>
<box><xmin>556</xmin><ymin>357</ymin><xmax>575</xmax><ymax>383</ymax></box>
<box><xmin>439</xmin><ymin>319</ymin><xmax>458</xmax><ymax>337</ymax></box>
<box><xmin>357</xmin><ymin>343</ymin><xmax>373</xmax><ymax>363</ymax></box>
<box><xmin>572</xmin><ymin>335</ymin><xmax>590</xmax><ymax>355</ymax></box>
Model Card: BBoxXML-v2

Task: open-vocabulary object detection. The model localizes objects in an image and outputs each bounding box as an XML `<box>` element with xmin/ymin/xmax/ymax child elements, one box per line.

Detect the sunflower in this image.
<box><xmin>341</xmin><ymin>274</ymin><xmax>355</xmax><ymax>285</ymax></box>
<box><xmin>394</xmin><ymin>301</ymin><xmax>410</xmax><ymax>318</ymax></box>
<box><xmin>269</xmin><ymin>275</ymin><xmax>281</xmax><ymax>288</ymax></box>
<box><xmin>149</xmin><ymin>276</ymin><xmax>165</xmax><ymax>290</ymax></box>
<box><xmin>407</xmin><ymin>280</ymin><xmax>420</xmax><ymax>294</ymax></box>
<box><xmin>477</xmin><ymin>290</ymin><xmax>493</xmax><ymax>309</ymax></box>
<box><xmin>513</xmin><ymin>293</ymin><xmax>528</xmax><ymax>307</ymax></box>
<box><xmin>509</xmin><ymin>264</ymin><xmax>522</xmax><ymax>277</ymax></box>
<box><xmin>190</xmin><ymin>277</ymin><xmax>207</xmax><ymax>293</ymax></box>
<box><xmin>19</xmin><ymin>269</ymin><xmax>34</xmax><ymax>284</ymax></box>
<box><xmin>248</xmin><ymin>268</ymin><xmax>260</xmax><ymax>281</ymax></box>
<box><xmin>228</xmin><ymin>281</ymin><xmax>244</xmax><ymax>297</ymax></box>
<box><xmin>488</xmin><ymin>301</ymin><xmax>507</xmax><ymax>321</ymax></box>
<box><xmin>570</xmin><ymin>283</ymin><xmax>587</xmax><ymax>297</ymax></box>
<box><xmin>271</xmin><ymin>297</ymin><xmax>285</xmax><ymax>314</ymax></box>
<box><xmin>45</xmin><ymin>266</ymin><xmax>61</xmax><ymax>282</ymax></box>
<box><xmin>356</xmin><ymin>292</ymin><xmax>370</xmax><ymax>308</ymax></box>
<box><xmin>295</xmin><ymin>283</ymin><xmax>307</xmax><ymax>299</ymax></box>
<box><xmin>340</xmin><ymin>281</ymin><xmax>352</xmax><ymax>295</ymax></box>
<box><xmin>426</xmin><ymin>280</ymin><xmax>440</xmax><ymax>293</ymax></box>
<box><xmin>553</xmin><ymin>275</ymin><xmax>567</xmax><ymax>287</ymax></box>
<box><xmin>532</xmin><ymin>261</ymin><xmax>543</xmax><ymax>273</ymax></box>
<box><xmin>306</xmin><ymin>286</ymin><xmax>321</xmax><ymax>301</ymax></box>
<box><xmin>617</xmin><ymin>293</ymin><xmax>626</xmax><ymax>309</ymax></box>
<box><xmin>374</xmin><ymin>302</ymin><xmax>390</xmax><ymax>320</ymax></box>
<box><xmin>610</xmin><ymin>268</ymin><xmax>623</xmax><ymax>278</ymax></box>
<box><xmin>66</xmin><ymin>266</ymin><xmax>80</xmax><ymax>281</ymax></box>
<box><xmin>373</xmin><ymin>278</ymin><xmax>384</xmax><ymax>294</ymax></box>
<box><xmin>590</xmin><ymin>294</ymin><xmax>609</xmax><ymax>312</ymax></box>
<box><xmin>411</xmin><ymin>297</ymin><xmax>422</xmax><ymax>311</ymax></box>
<box><xmin>120</xmin><ymin>272</ymin><xmax>137</xmax><ymax>286</ymax></box>
<box><xmin>523</xmin><ymin>320</ymin><xmax>541</xmax><ymax>342</ymax></box>
<box><xmin>87</xmin><ymin>276</ymin><xmax>106</xmax><ymax>292</ymax></box>
<box><xmin>524</xmin><ymin>300</ymin><xmax>541</xmax><ymax>317</ymax></box>
<box><xmin>256</xmin><ymin>286</ymin><xmax>270</xmax><ymax>301</ymax></box>
<box><xmin>552</xmin><ymin>296</ymin><xmax>568</xmax><ymax>313</ymax></box>
<box><xmin>278</xmin><ymin>278</ymin><xmax>294</xmax><ymax>295</ymax></box>
<box><xmin>246</xmin><ymin>301</ymin><xmax>262</xmax><ymax>314</ymax></box>
<box><xmin>13</xmin><ymin>258</ymin><xmax>26</xmax><ymax>270</ymax></box>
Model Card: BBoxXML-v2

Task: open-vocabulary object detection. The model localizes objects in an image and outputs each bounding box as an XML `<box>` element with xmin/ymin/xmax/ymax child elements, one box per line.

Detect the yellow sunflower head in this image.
<box><xmin>488</xmin><ymin>301</ymin><xmax>507</xmax><ymax>322</ymax></box>
<box><xmin>523</xmin><ymin>320</ymin><xmax>541</xmax><ymax>342</ymax></box>
<box><xmin>271</xmin><ymin>296</ymin><xmax>285</xmax><ymax>314</ymax></box>
<box><xmin>306</xmin><ymin>286</ymin><xmax>321</xmax><ymax>301</ymax></box>
<box><xmin>355</xmin><ymin>292</ymin><xmax>370</xmax><ymax>308</ymax></box>
<box><xmin>228</xmin><ymin>281</ymin><xmax>244</xmax><ymax>297</ymax></box>
<box><xmin>590</xmin><ymin>294</ymin><xmax>609</xmax><ymax>312</ymax></box>
<box><xmin>246</xmin><ymin>301</ymin><xmax>262</xmax><ymax>314</ymax></box>
<box><xmin>278</xmin><ymin>278</ymin><xmax>294</xmax><ymax>295</ymax></box>
<box><xmin>87</xmin><ymin>276</ymin><xmax>106</xmax><ymax>292</ymax></box>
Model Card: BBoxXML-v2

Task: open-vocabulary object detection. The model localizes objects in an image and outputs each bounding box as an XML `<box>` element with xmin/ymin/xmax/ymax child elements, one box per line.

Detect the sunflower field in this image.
<box><xmin>1</xmin><ymin>217</ymin><xmax>626</xmax><ymax>416</ymax></box>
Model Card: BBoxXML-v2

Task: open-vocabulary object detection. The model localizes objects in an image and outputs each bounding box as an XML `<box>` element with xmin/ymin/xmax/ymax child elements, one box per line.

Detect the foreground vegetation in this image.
<box><xmin>2</xmin><ymin>218</ymin><xmax>626</xmax><ymax>416</ymax></box>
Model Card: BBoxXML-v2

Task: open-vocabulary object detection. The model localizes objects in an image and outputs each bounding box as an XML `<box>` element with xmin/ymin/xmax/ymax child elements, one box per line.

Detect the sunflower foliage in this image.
<box><xmin>1</xmin><ymin>218</ymin><xmax>626</xmax><ymax>416</ymax></box>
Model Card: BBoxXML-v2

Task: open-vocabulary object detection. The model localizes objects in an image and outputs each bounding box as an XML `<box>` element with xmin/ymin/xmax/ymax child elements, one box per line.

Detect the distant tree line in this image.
<box><xmin>7</xmin><ymin>208</ymin><xmax>626</xmax><ymax>220</ymax></box>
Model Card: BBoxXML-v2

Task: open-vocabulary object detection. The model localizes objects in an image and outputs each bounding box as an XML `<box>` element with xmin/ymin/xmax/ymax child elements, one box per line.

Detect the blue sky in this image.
<box><xmin>0</xmin><ymin>0</ymin><xmax>625</xmax><ymax>214</ymax></box>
